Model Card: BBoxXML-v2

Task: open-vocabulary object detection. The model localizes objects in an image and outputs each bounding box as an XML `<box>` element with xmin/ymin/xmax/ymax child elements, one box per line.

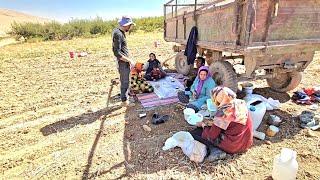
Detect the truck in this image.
<box><xmin>164</xmin><ymin>0</ymin><xmax>320</xmax><ymax>92</ymax></box>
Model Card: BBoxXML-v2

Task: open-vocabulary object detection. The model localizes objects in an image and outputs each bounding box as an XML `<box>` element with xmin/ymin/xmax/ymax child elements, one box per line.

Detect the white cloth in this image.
<box><xmin>148</xmin><ymin>76</ymin><xmax>185</xmax><ymax>99</ymax></box>
<box><xmin>244</xmin><ymin>94</ymin><xmax>280</xmax><ymax>110</ymax></box>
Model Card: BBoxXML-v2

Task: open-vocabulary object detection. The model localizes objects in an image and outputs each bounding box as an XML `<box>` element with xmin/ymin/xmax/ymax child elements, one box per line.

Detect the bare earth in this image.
<box><xmin>0</xmin><ymin>32</ymin><xmax>319</xmax><ymax>179</ymax></box>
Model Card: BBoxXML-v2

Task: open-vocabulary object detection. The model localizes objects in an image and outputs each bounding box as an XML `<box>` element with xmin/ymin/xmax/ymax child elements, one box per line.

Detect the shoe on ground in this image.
<box><xmin>206</xmin><ymin>147</ymin><xmax>227</xmax><ymax>162</ymax></box>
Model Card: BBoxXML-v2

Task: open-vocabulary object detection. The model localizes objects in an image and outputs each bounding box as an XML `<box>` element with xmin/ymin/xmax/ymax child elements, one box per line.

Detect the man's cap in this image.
<box><xmin>118</xmin><ymin>16</ymin><xmax>136</xmax><ymax>26</ymax></box>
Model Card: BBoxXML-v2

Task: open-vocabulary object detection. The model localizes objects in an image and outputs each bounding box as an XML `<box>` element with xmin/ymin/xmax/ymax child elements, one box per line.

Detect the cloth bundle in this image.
<box><xmin>292</xmin><ymin>87</ymin><xmax>320</xmax><ymax>105</ymax></box>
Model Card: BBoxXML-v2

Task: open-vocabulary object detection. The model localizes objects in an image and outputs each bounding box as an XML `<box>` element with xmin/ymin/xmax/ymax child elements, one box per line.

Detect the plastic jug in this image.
<box><xmin>246</xmin><ymin>100</ymin><xmax>267</xmax><ymax>130</ymax></box>
<box><xmin>272</xmin><ymin>148</ymin><xmax>298</xmax><ymax>180</ymax></box>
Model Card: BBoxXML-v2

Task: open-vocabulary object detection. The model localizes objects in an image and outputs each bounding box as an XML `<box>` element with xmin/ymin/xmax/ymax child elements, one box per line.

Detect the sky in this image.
<box><xmin>0</xmin><ymin>0</ymin><xmax>168</xmax><ymax>22</ymax></box>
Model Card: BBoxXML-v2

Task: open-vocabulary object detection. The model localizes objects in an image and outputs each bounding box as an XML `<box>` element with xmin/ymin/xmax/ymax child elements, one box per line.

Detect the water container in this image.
<box><xmin>206</xmin><ymin>99</ymin><xmax>217</xmax><ymax>117</ymax></box>
<box><xmin>272</xmin><ymin>148</ymin><xmax>298</xmax><ymax>180</ymax></box>
<box><xmin>246</xmin><ymin>99</ymin><xmax>267</xmax><ymax>130</ymax></box>
<box><xmin>184</xmin><ymin>108</ymin><xmax>195</xmax><ymax>121</ymax></box>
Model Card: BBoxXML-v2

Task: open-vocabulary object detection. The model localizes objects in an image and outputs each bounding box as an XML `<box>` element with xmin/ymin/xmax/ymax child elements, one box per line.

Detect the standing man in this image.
<box><xmin>112</xmin><ymin>16</ymin><xmax>136</xmax><ymax>106</ymax></box>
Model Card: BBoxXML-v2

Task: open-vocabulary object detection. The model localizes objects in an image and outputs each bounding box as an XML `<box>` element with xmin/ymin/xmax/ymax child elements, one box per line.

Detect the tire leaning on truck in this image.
<box><xmin>209</xmin><ymin>61</ymin><xmax>238</xmax><ymax>93</ymax></box>
<box><xmin>175</xmin><ymin>51</ymin><xmax>193</xmax><ymax>75</ymax></box>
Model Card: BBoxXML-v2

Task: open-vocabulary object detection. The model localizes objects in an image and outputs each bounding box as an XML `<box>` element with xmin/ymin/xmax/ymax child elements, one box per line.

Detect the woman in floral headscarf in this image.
<box><xmin>189</xmin><ymin>86</ymin><xmax>253</xmax><ymax>161</ymax></box>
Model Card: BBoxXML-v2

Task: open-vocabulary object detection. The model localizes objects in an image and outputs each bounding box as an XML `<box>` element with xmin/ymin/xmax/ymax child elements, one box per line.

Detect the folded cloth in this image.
<box><xmin>292</xmin><ymin>90</ymin><xmax>313</xmax><ymax>105</ymax></box>
<box><xmin>314</xmin><ymin>91</ymin><xmax>320</xmax><ymax>98</ymax></box>
<box><xmin>303</xmin><ymin>87</ymin><xmax>315</xmax><ymax>96</ymax></box>
<box><xmin>292</xmin><ymin>91</ymin><xmax>309</xmax><ymax>100</ymax></box>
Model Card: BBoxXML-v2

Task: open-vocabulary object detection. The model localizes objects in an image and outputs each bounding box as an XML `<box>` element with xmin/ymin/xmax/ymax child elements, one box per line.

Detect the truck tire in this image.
<box><xmin>266</xmin><ymin>71</ymin><xmax>302</xmax><ymax>92</ymax></box>
<box><xmin>209</xmin><ymin>61</ymin><xmax>238</xmax><ymax>92</ymax></box>
<box><xmin>175</xmin><ymin>51</ymin><xmax>192</xmax><ymax>75</ymax></box>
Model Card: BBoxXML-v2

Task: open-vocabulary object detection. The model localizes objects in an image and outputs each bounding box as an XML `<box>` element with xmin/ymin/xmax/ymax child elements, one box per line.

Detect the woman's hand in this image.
<box><xmin>196</xmin><ymin>121</ymin><xmax>206</xmax><ymax>128</ymax></box>
<box><xmin>192</xmin><ymin>92</ymin><xmax>197</xmax><ymax>99</ymax></box>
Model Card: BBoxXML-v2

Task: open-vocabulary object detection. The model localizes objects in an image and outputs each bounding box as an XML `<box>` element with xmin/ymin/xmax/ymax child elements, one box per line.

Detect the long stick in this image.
<box><xmin>106</xmin><ymin>78</ymin><xmax>119</xmax><ymax>108</ymax></box>
<box><xmin>161</xmin><ymin>54</ymin><xmax>176</xmax><ymax>67</ymax></box>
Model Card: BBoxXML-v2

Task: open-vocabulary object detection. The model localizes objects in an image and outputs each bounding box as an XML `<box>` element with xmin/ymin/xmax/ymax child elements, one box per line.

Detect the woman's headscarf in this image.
<box><xmin>210</xmin><ymin>86</ymin><xmax>248</xmax><ymax>130</ymax></box>
<box><xmin>195</xmin><ymin>66</ymin><xmax>211</xmax><ymax>97</ymax></box>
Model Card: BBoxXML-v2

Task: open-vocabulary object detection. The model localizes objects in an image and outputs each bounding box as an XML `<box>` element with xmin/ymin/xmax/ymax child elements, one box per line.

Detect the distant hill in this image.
<box><xmin>0</xmin><ymin>8</ymin><xmax>50</xmax><ymax>37</ymax></box>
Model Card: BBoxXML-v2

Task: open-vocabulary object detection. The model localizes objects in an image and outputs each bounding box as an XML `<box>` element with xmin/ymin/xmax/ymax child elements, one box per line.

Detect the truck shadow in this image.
<box><xmin>253</xmin><ymin>87</ymin><xmax>291</xmax><ymax>103</ymax></box>
<box><xmin>80</xmin><ymin>87</ymin><xmax>301</xmax><ymax>179</ymax></box>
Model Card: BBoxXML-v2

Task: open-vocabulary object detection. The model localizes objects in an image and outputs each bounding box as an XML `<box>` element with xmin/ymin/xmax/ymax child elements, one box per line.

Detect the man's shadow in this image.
<box><xmin>40</xmin><ymin>105</ymin><xmax>122</xmax><ymax>136</ymax></box>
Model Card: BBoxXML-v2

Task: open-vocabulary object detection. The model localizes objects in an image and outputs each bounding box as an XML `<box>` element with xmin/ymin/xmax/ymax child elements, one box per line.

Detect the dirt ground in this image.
<box><xmin>0</xmin><ymin>32</ymin><xmax>319</xmax><ymax>179</ymax></box>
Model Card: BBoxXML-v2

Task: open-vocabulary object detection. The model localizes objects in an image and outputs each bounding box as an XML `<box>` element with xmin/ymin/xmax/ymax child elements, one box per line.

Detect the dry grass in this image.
<box><xmin>0</xmin><ymin>32</ymin><xmax>319</xmax><ymax>179</ymax></box>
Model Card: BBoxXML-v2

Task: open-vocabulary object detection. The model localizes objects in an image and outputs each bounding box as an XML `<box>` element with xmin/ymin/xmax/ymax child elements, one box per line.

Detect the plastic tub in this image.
<box><xmin>184</xmin><ymin>108</ymin><xmax>195</xmax><ymax>121</ymax></box>
<box><xmin>187</xmin><ymin>113</ymin><xmax>204</xmax><ymax>125</ymax></box>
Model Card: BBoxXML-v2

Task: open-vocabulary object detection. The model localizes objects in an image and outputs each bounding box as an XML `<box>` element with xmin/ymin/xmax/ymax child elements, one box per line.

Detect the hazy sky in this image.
<box><xmin>0</xmin><ymin>0</ymin><xmax>168</xmax><ymax>22</ymax></box>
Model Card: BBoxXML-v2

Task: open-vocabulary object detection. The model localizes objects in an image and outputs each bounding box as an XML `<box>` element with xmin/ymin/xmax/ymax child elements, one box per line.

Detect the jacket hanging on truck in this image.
<box><xmin>184</xmin><ymin>26</ymin><xmax>198</xmax><ymax>65</ymax></box>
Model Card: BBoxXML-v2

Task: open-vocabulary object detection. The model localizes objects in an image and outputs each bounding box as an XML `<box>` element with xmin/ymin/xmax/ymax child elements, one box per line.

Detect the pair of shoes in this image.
<box><xmin>206</xmin><ymin>147</ymin><xmax>227</xmax><ymax>162</ymax></box>
<box><xmin>152</xmin><ymin>113</ymin><xmax>170</xmax><ymax>124</ymax></box>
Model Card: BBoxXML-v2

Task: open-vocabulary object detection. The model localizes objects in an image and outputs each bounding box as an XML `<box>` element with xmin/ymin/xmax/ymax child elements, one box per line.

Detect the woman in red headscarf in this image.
<box><xmin>189</xmin><ymin>86</ymin><xmax>253</xmax><ymax>161</ymax></box>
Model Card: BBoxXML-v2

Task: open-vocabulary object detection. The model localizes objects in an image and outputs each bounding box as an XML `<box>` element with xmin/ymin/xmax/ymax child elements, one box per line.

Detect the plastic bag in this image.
<box><xmin>162</xmin><ymin>131</ymin><xmax>206</xmax><ymax>163</ymax></box>
<box><xmin>182</xmin><ymin>140</ymin><xmax>207</xmax><ymax>163</ymax></box>
<box><xmin>162</xmin><ymin>131</ymin><xmax>194</xmax><ymax>150</ymax></box>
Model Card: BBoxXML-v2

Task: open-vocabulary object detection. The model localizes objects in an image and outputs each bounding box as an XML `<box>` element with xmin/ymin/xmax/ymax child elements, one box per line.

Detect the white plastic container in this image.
<box><xmin>183</xmin><ymin>108</ymin><xmax>195</xmax><ymax>121</ymax></box>
<box><xmin>253</xmin><ymin>130</ymin><xmax>266</xmax><ymax>140</ymax></box>
<box><xmin>206</xmin><ymin>99</ymin><xmax>217</xmax><ymax>117</ymax></box>
<box><xmin>272</xmin><ymin>148</ymin><xmax>298</xmax><ymax>180</ymax></box>
<box><xmin>187</xmin><ymin>113</ymin><xmax>204</xmax><ymax>125</ymax></box>
<box><xmin>247</xmin><ymin>100</ymin><xmax>267</xmax><ymax>131</ymax></box>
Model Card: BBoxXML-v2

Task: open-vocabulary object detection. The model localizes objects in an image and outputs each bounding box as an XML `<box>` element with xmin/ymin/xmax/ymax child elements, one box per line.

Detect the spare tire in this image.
<box><xmin>209</xmin><ymin>61</ymin><xmax>238</xmax><ymax>92</ymax></box>
<box><xmin>267</xmin><ymin>71</ymin><xmax>302</xmax><ymax>92</ymax></box>
<box><xmin>175</xmin><ymin>51</ymin><xmax>192</xmax><ymax>75</ymax></box>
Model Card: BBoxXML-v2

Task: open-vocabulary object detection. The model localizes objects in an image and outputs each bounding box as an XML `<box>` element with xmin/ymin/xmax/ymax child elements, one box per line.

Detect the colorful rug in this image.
<box><xmin>136</xmin><ymin>73</ymin><xmax>186</xmax><ymax>108</ymax></box>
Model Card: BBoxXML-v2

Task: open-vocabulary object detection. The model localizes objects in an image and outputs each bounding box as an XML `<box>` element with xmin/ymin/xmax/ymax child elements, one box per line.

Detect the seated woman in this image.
<box><xmin>189</xmin><ymin>86</ymin><xmax>253</xmax><ymax>162</ymax></box>
<box><xmin>184</xmin><ymin>56</ymin><xmax>206</xmax><ymax>91</ymax></box>
<box><xmin>178</xmin><ymin>66</ymin><xmax>216</xmax><ymax>112</ymax></box>
<box><xmin>143</xmin><ymin>53</ymin><xmax>166</xmax><ymax>81</ymax></box>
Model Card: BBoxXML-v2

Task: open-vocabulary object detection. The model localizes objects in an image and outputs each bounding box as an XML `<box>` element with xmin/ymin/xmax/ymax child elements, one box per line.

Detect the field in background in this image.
<box><xmin>9</xmin><ymin>16</ymin><xmax>163</xmax><ymax>41</ymax></box>
<box><xmin>0</xmin><ymin>32</ymin><xmax>320</xmax><ymax>179</ymax></box>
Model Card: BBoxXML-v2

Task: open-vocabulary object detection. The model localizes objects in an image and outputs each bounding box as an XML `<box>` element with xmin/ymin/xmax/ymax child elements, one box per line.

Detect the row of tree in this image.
<box><xmin>10</xmin><ymin>16</ymin><xmax>163</xmax><ymax>41</ymax></box>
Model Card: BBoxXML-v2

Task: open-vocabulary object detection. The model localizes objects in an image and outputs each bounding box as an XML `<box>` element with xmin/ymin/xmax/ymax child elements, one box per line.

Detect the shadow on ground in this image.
<box><xmin>40</xmin><ymin>105</ymin><xmax>122</xmax><ymax>136</ymax></box>
<box><xmin>253</xmin><ymin>87</ymin><xmax>291</xmax><ymax>103</ymax></box>
<box><xmin>71</xmin><ymin>82</ymin><xmax>301</xmax><ymax>179</ymax></box>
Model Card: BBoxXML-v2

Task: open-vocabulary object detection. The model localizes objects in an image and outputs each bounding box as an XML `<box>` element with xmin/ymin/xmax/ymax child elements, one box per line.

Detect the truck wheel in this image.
<box><xmin>175</xmin><ymin>51</ymin><xmax>192</xmax><ymax>75</ymax></box>
<box><xmin>209</xmin><ymin>61</ymin><xmax>238</xmax><ymax>92</ymax></box>
<box><xmin>266</xmin><ymin>71</ymin><xmax>302</xmax><ymax>92</ymax></box>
